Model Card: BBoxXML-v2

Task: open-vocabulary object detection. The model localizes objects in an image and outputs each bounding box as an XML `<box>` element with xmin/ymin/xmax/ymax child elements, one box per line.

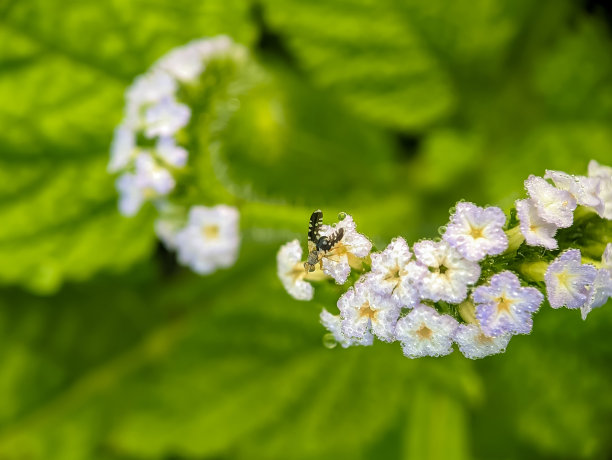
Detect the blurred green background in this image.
<box><xmin>1</xmin><ymin>0</ymin><xmax>612</xmax><ymax>458</ymax></box>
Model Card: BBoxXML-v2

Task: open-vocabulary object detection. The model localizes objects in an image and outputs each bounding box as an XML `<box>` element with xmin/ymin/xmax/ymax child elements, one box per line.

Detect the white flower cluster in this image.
<box><xmin>517</xmin><ymin>160</ymin><xmax>611</xmax><ymax>249</ymax></box>
<box><xmin>277</xmin><ymin>161</ymin><xmax>612</xmax><ymax>360</ymax></box>
<box><xmin>109</xmin><ymin>37</ymin><xmax>246</xmax><ymax>275</ymax></box>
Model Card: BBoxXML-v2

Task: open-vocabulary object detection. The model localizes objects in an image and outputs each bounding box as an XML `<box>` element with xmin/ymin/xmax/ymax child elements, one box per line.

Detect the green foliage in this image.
<box><xmin>0</xmin><ymin>0</ymin><xmax>255</xmax><ymax>293</ymax></box>
<box><xmin>1</xmin><ymin>0</ymin><xmax>612</xmax><ymax>459</ymax></box>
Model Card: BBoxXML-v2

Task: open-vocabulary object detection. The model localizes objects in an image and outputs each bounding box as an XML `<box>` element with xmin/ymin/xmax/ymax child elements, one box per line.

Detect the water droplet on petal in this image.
<box><xmin>338</xmin><ymin>212</ymin><xmax>347</xmax><ymax>220</ymax></box>
<box><xmin>438</xmin><ymin>225</ymin><xmax>447</xmax><ymax>236</ymax></box>
<box><xmin>322</xmin><ymin>333</ymin><xmax>338</xmax><ymax>349</ymax></box>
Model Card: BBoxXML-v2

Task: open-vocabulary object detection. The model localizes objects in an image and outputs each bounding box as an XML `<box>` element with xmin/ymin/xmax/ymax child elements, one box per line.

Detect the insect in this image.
<box><xmin>304</xmin><ymin>209</ymin><xmax>344</xmax><ymax>272</ymax></box>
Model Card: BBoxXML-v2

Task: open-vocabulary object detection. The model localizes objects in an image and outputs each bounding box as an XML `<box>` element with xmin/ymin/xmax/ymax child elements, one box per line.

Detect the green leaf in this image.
<box><xmin>0</xmin><ymin>242</ymin><xmax>481</xmax><ymax>460</ymax></box>
<box><xmin>403</xmin><ymin>385</ymin><xmax>469</xmax><ymax>460</ymax></box>
<box><xmin>260</xmin><ymin>0</ymin><xmax>457</xmax><ymax>130</ymax></box>
<box><xmin>0</xmin><ymin>0</ymin><xmax>256</xmax><ymax>293</ymax></box>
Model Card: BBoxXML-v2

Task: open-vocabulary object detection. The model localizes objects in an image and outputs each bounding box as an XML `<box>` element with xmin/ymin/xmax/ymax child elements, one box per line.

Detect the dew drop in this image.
<box><xmin>322</xmin><ymin>333</ymin><xmax>338</xmax><ymax>349</ymax></box>
<box><xmin>448</xmin><ymin>206</ymin><xmax>456</xmax><ymax>215</ymax></box>
<box><xmin>338</xmin><ymin>212</ymin><xmax>347</xmax><ymax>221</ymax></box>
<box><xmin>438</xmin><ymin>225</ymin><xmax>447</xmax><ymax>236</ymax></box>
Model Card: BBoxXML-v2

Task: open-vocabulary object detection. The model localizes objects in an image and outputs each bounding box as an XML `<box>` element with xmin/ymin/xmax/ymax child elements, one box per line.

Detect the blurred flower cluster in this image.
<box><xmin>278</xmin><ymin>161</ymin><xmax>612</xmax><ymax>359</ymax></box>
<box><xmin>108</xmin><ymin>36</ymin><xmax>247</xmax><ymax>274</ymax></box>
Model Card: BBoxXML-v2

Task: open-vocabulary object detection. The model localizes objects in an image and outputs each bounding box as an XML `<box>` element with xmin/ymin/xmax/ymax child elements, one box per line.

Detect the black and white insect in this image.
<box><xmin>304</xmin><ymin>210</ymin><xmax>344</xmax><ymax>272</ymax></box>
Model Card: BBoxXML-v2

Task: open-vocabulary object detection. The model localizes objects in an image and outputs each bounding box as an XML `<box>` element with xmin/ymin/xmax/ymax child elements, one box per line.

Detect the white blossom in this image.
<box><xmin>156</xmin><ymin>136</ymin><xmax>188</xmax><ymax>168</ymax></box>
<box><xmin>319</xmin><ymin>214</ymin><xmax>372</xmax><ymax>284</ymax></box>
<box><xmin>515</xmin><ymin>198</ymin><xmax>558</xmax><ymax>249</ymax></box>
<box><xmin>155</xmin><ymin>42</ymin><xmax>205</xmax><ymax>83</ymax></box>
<box><xmin>474</xmin><ymin>271</ymin><xmax>543</xmax><ymax>337</ymax></box>
<box><xmin>155</xmin><ymin>217</ymin><xmax>182</xmax><ymax>250</ymax></box>
<box><xmin>125</xmin><ymin>70</ymin><xmax>177</xmax><ymax>126</ymax></box>
<box><xmin>454</xmin><ymin>323</ymin><xmax>511</xmax><ymax>359</ymax></box>
<box><xmin>524</xmin><ymin>175</ymin><xmax>577</xmax><ymax>228</ymax></box>
<box><xmin>395</xmin><ymin>305</ymin><xmax>458</xmax><ymax>358</ymax></box>
<box><xmin>175</xmin><ymin>205</ymin><xmax>240</xmax><ymax>275</ymax></box>
<box><xmin>115</xmin><ymin>153</ymin><xmax>175</xmax><ymax>216</ymax></box>
<box><xmin>545</xmin><ymin>249</ymin><xmax>597</xmax><ymax>309</ymax></box>
<box><xmin>338</xmin><ymin>276</ymin><xmax>400</xmax><ymax>342</ymax></box>
<box><xmin>368</xmin><ymin>237</ymin><xmax>419</xmax><ymax>308</ymax></box>
<box><xmin>277</xmin><ymin>240</ymin><xmax>313</xmax><ymax>301</ymax></box>
<box><xmin>144</xmin><ymin>96</ymin><xmax>191</xmax><ymax>138</ymax></box>
<box><xmin>411</xmin><ymin>240</ymin><xmax>481</xmax><ymax>304</ymax></box>
<box><xmin>320</xmin><ymin>309</ymin><xmax>372</xmax><ymax>348</ymax></box>
<box><xmin>115</xmin><ymin>173</ymin><xmax>143</xmax><ymax>217</ymax></box>
<box><xmin>443</xmin><ymin>202</ymin><xmax>508</xmax><ymax>261</ymax></box>
<box><xmin>588</xmin><ymin>160</ymin><xmax>612</xmax><ymax>219</ymax></box>
<box><xmin>108</xmin><ymin>124</ymin><xmax>136</xmax><ymax>172</ymax></box>
<box><xmin>544</xmin><ymin>169</ymin><xmax>604</xmax><ymax>216</ymax></box>
<box><xmin>581</xmin><ymin>243</ymin><xmax>612</xmax><ymax>320</ymax></box>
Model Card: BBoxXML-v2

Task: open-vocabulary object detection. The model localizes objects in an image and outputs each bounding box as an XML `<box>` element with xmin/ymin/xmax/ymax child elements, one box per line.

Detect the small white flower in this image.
<box><xmin>588</xmin><ymin>160</ymin><xmax>612</xmax><ymax>219</ymax></box>
<box><xmin>133</xmin><ymin>153</ymin><xmax>176</xmax><ymax>196</ymax></box>
<box><xmin>115</xmin><ymin>173</ymin><xmax>143</xmax><ymax>217</ymax></box>
<box><xmin>196</xmin><ymin>35</ymin><xmax>234</xmax><ymax>57</ymax></box>
<box><xmin>125</xmin><ymin>70</ymin><xmax>177</xmax><ymax>126</ymax></box>
<box><xmin>581</xmin><ymin>244</ymin><xmax>612</xmax><ymax>320</ymax></box>
<box><xmin>154</xmin><ymin>217</ymin><xmax>182</xmax><ymax>250</ymax></box>
<box><xmin>545</xmin><ymin>249</ymin><xmax>598</xmax><ymax>309</ymax></box>
<box><xmin>395</xmin><ymin>305</ymin><xmax>458</xmax><ymax>358</ymax></box>
<box><xmin>175</xmin><ymin>205</ymin><xmax>240</xmax><ymax>275</ymax></box>
<box><xmin>320</xmin><ymin>309</ymin><xmax>372</xmax><ymax>348</ymax></box>
<box><xmin>588</xmin><ymin>160</ymin><xmax>612</xmax><ymax>178</ymax></box>
<box><xmin>368</xmin><ymin>237</ymin><xmax>419</xmax><ymax>308</ymax></box>
<box><xmin>515</xmin><ymin>198</ymin><xmax>558</xmax><ymax>249</ymax></box>
<box><xmin>524</xmin><ymin>175</ymin><xmax>577</xmax><ymax>228</ymax></box>
<box><xmin>412</xmin><ymin>240</ymin><xmax>481</xmax><ymax>304</ymax></box>
<box><xmin>544</xmin><ymin>170</ymin><xmax>604</xmax><ymax>216</ymax></box>
<box><xmin>319</xmin><ymin>214</ymin><xmax>372</xmax><ymax>284</ymax></box>
<box><xmin>277</xmin><ymin>240</ymin><xmax>313</xmax><ymax>301</ymax></box>
<box><xmin>108</xmin><ymin>125</ymin><xmax>136</xmax><ymax>172</ymax></box>
<box><xmin>144</xmin><ymin>96</ymin><xmax>191</xmax><ymax>138</ymax></box>
<box><xmin>454</xmin><ymin>323</ymin><xmax>511</xmax><ymax>359</ymax></box>
<box><xmin>156</xmin><ymin>136</ymin><xmax>188</xmax><ymax>168</ymax></box>
<box><xmin>580</xmin><ymin>269</ymin><xmax>612</xmax><ymax>320</ymax></box>
<box><xmin>155</xmin><ymin>42</ymin><xmax>205</xmax><ymax>83</ymax></box>
<box><xmin>337</xmin><ymin>276</ymin><xmax>400</xmax><ymax>342</ymax></box>
<box><xmin>474</xmin><ymin>271</ymin><xmax>544</xmax><ymax>337</ymax></box>
<box><xmin>115</xmin><ymin>153</ymin><xmax>175</xmax><ymax>216</ymax></box>
<box><xmin>443</xmin><ymin>202</ymin><xmax>508</xmax><ymax>261</ymax></box>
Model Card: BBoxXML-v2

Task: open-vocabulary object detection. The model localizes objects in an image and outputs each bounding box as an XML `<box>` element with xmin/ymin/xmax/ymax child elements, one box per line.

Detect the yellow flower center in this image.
<box><xmin>202</xmin><ymin>225</ymin><xmax>220</xmax><ymax>240</ymax></box>
<box><xmin>416</xmin><ymin>324</ymin><xmax>433</xmax><ymax>340</ymax></box>
<box><xmin>476</xmin><ymin>332</ymin><xmax>494</xmax><ymax>345</ymax></box>
<box><xmin>358</xmin><ymin>301</ymin><xmax>376</xmax><ymax>320</ymax></box>
<box><xmin>496</xmin><ymin>296</ymin><xmax>512</xmax><ymax>313</ymax></box>
<box><xmin>469</xmin><ymin>226</ymin><xmax>485</xmax><ymax>239</ymax></box>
